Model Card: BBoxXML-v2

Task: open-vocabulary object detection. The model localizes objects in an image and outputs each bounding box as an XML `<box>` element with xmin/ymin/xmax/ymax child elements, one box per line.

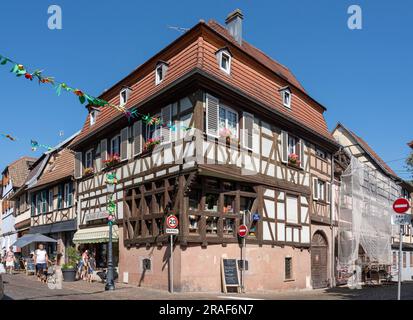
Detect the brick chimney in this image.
<box><xmin>225</xmin><ymin>9</ymin><xmax>243</xmax><ymax>45</ymax></box>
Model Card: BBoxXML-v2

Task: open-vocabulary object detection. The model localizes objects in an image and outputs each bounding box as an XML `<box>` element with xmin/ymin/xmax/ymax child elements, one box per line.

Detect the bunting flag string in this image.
<box><xmin>1</xmin><ymin>133</ymin><xmax>17</xmax><ymax>141</ymax></box>
<box><xmin>30</xmin><ymin>140</ymin><xmax>53</xmax><ymax>152</ymax></box>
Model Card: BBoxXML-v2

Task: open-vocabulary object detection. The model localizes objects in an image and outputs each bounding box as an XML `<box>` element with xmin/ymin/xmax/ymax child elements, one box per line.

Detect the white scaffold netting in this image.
<box><xmin>338</xmin><ymin>157</ymin><xmax>397</xmax><ymax>271</ymax></box>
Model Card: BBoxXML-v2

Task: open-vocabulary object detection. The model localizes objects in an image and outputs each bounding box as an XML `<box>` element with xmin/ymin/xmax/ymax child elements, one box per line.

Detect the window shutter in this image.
<box><xmin>312</xmin><ymin>177</ymin><xmax>319</xmax><ymax>201</ymax></box>
<box><xmin>206</xmin><ymin>94</ymin><xmax>219</xmax><ymax>137</ymax></box>
<box><xmin>100</xmin><ymin>139</ymin><xmax>107</xmax><ymax>166</ymax></box>
<box><xmin>74</xmin><ymin>152</ymin><xmax>82</xmax><ymax>179</ymax></box>
<box><xmin>281</xmin><ymin>131</ymin><xmax>288</xmax><ymax>163</ymax></box>
<box><xmin>120</xmin><ymin>127</ymin><xmax>129</xmax><ymax>161</ymax></box>
<box><xmin>133</xmin><ymin>120</ymin><xmax>142</xmax><ymax>156</ymax></box>
<box><xmin>299</xmin><ymin>139</ymin><xmax>305</xmax><ymax>169</ymax></box>
<box><xmin>161</xmin><ymin>104</ymin><xmax>172</xmax><ymax>143</ymax></box>
<box><xmin>31</xmin><ymin>194</ymin><xmax>35</xmax><ymax>216</ymax></box>
<box><xmin>242</xmin><ymin>112</ymin><xmax>254</xmax><ymax>150</ymax></box>
<box><xmin>95</xmin><ymin>145</ymin><xmax>101</xmax><ymax>171</ymax></box>
<box><xmin>326</xmin><ymin>182</ymin><xmax>331</xmax><ymax>204</ymax></box>
<box><xmin>57</xmin><ymin>185</ymin><xmax>63</xmax><ymax>209</ymax></box>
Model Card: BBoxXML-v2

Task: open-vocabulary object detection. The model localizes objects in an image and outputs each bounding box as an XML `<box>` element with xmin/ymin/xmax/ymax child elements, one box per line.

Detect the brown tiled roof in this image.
<box><xmin>344</xmin><ymin>126</ymin><xmax>398</xmax><ymax>178</ymax></box>
<box><xmin>72</xmin><ymin>19</ymin><xmax>334</xmax><ymax>147</ymax></box>
<box><xmin>7</xmin><ymin>157</ymin><xmax>37</xmax><ymax>189</ymax></box>
<box><xmin>206</xmin><ymin>20</ymin><xmax>306</xmax><ymax>92</ymax></box>
<box><xmin>34</xmin><ymin>148</ymin><xmax>74</xmax><ymax>188</ymax></box>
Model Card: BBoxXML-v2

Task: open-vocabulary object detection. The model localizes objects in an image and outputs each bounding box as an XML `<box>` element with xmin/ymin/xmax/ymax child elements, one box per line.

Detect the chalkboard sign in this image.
<box><xmin>221</xmin><ymin>258</ymin><xmax>240</xmax><ymax>293</ymax></box>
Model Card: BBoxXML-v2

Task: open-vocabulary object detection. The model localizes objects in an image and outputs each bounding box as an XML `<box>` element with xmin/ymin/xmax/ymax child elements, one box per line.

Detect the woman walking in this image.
<box><xmin>5</xmin><ymin>246</ymin><xmax>15</xmax><ymax>275</ymax></box>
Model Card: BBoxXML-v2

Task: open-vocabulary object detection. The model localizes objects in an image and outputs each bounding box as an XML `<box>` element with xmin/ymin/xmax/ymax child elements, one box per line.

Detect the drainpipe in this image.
<box><xmin>330</xmin><ymin>152</ymin><xmax>336</xmax><ymax>287</ymax></box>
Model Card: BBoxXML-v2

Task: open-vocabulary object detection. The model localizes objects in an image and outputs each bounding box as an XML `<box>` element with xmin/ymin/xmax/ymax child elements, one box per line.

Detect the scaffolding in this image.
<box><xmin>338</xmin><ymin>157</ymin><xmax>399</xmax><ymax>279</ymax></box>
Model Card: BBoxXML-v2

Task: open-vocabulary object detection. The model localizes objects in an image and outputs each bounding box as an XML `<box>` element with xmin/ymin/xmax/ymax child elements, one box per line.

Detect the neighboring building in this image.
<box><xmin>0</xmin><ymin>157</ymin><xmax>36</xmax><ymax>253</ymax></box>
<box><xmin>24</xmin><ymin>132</ymin><xmax>79</xmax><ymax>260</ymax></box>
<box><xmin>332</xmin><ymin>123</ymin><xmax>413</xmax><ymax>283</ymax></box>
<box><xmin>71</xmin><ymin>10</ymin><xmax>339</xmax><ymax>292</ymax></box>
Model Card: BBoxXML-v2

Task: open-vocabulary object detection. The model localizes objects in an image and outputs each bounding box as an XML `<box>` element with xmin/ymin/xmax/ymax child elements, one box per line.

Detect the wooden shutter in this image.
<box><xmin>100</xmin><ymin>139</ymin><xmax>107</xmax><ymax>166</ymax></box>
<box><xmin>133</xmin><ymin>121</ymin><xmax>142</xmax><ymax>156</ymax></box>
<box><xmin>95</xmin><ymin>143</ymin><xmax>101</xmax><ymax>171</ymax></box>
<box><xmin>161</xmin><ymin>104</ymin><xmax>172</xmax><ymax>143</ymax></box>
<box><xmin>206</xmin><ymin>94</ymin><xmax>219</xmax><ymax>137</ymax></box>
<box><xmin>299</xmin><ymin>139</ymin><xmax>305</xmax><ymax>169</ymax></box>
<box><xmin>312</xmin><ymin>177</ymin><xmax>319</xmax><ymax>200</ymax></box>
<box><xmin>281</xmin><ymin>131</ymin><xmax>288</xmax><ymax>163</ymax></box>
<box><xmin>242</xmin><ymin>112</ymin><xmax>254</xmax><ymax>150</ymax></box>
<box><xmin>120</xmin><ymin>127</ymin><xmax>129</xmax><ymax>160</ymax></box>
<box><xmin>326</xmin><ymin>182</ymin><xmax>331</xmax><ymax>204</ymax></box>
<box><xmin>74</xmin><ymin>152</ymin><xmax>82</xmax><ymax>179</ymax></box>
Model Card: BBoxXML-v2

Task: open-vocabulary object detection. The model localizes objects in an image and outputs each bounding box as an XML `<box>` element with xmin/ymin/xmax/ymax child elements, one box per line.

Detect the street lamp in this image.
<box><xmin>105</xmin><ymin>172</ymin><xmax>118</xmax><ymax>291</ymax></box>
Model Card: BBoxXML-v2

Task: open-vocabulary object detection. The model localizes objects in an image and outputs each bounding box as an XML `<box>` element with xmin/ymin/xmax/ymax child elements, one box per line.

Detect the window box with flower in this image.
<box><xmin>103</xmin><ymin>153</ymin><xmax>120</xmax><ymax>168</ymax></box>
<box><xmin>142</xmin><ymin>138</ymin><xmax>161</xmax><ymax>155</ymax></box>
<box><xmin>83</xmin><ymin>167</ymin><xmax>94</xmax><ymax>176</ymax></box>
<box><xmin>288</xmin><ymin>153</ymin><xmax>301</xmax><ymax>168</ymax></box>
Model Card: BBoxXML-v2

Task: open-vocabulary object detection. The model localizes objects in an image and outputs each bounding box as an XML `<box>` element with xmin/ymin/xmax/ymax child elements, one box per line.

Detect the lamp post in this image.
<box><xmin>105</xmin><ymin>172</ymin><xmax>117</xmax><ymax>291</ymax></box>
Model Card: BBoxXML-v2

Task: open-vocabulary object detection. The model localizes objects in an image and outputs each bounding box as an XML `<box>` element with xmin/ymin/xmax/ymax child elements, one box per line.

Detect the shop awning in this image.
<box><xmin>12</xmin><ymin>233</ymin><xmax>58</xmax><ymax>248</ymax></box>
<box><xmin>28</xmin><ymin>219</ymin><xmax>77</xmax><ymax>234</ymax></box>
<box><xmin>73</xmin><ymin>225</ymin><xmax>119</xmax><ymax>244</ymax></box>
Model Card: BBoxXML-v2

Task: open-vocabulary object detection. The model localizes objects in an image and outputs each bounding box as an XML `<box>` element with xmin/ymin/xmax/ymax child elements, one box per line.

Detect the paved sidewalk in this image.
<box><xmin>3</xmin><ymin>272</ymin><xmax>413</xmax><ymax>300</ymax></box>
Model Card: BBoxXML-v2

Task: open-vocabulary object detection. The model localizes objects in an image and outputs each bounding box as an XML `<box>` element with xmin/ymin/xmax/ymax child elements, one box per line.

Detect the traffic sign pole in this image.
<box><xmin>166</xmin><ymin>215</ymin><xmax>178</xmax><ymax>294</ymax></box>
<box><xmin>398</xmin><ymin>225</ymin><xmax>402</xmax><ymax>300</ymax></box>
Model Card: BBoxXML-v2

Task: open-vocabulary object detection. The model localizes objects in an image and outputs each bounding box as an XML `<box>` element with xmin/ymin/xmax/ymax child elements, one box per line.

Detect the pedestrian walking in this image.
<box><xmin>5</xmin><ymin>246</ymin><xmax>15</xmax><ymax>275</ymax></box>
<box><xmin>34</xmin><ymin>244</ymin><xmax>48</xmax><ymax>283</ymax></box>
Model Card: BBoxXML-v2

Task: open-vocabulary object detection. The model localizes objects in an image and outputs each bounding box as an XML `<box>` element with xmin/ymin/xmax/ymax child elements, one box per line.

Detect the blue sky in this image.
<box><xmin>0</xmin><ymin>1</ymin><xmax>412</xmax><ymax>179</ymax></box>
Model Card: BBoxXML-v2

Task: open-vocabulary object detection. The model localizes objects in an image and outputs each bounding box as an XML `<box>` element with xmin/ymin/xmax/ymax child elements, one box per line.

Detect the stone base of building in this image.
<box><xmin>119</xmin><ymin>232</ymin><xmax>311</xmax><ymax>293</ymax></box>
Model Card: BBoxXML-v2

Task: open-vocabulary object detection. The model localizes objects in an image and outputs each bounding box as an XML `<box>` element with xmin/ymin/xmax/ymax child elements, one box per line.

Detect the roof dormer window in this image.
<box><xmin>155</xmin><ymin>61</ymin><xmax>169</xmax><ymax>85</ymax></box>
<box><xmin>279</xmin><ymin>87</ymin><xmax>292</xmax><ymax>109</ymax></box>
<box><xmin>216</xmin><ymin>48</ymin><xmax>232</xmax><ymax>75</ymax></box>
<box><xmin>120</xmin><ymin>86</ymin><xmax>131</xmax><ymax>106</ymax></box>
<box><xmin>89</xmin><ymin>109</ymin><xmax>98</xmax><ymax>126</ymax></box>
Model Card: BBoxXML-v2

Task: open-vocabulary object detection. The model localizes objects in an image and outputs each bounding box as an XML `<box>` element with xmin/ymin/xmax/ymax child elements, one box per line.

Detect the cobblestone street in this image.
<box><xmin>3</xmin><ymin>272</ymin><xmax>413</xmax><ymax>300</ymax></box>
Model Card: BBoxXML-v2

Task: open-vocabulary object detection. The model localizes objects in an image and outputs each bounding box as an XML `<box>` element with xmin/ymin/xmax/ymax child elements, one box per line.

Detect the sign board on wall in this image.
<box><xmin>85</xmin><ymin>211</ymin><xmax>109</xmax><ymax>222</ymax></box>
<box><xmin>392</xmin><ymin>214</ymin><xmax>412</xmax><ymax>226</ymax></box>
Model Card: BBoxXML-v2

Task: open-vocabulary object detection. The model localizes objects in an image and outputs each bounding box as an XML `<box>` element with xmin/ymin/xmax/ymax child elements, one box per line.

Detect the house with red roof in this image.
<box><xmin>70</xmin><ymin>9</ymin><xmax>339</xmax><ymax>292</ymax></box>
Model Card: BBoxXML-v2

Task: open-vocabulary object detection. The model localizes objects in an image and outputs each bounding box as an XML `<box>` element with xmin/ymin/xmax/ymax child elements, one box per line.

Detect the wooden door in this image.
<box><xmin>311</xmin><ymin>232</ymin><xmax>328</xmax><ymax>289</ymax></box>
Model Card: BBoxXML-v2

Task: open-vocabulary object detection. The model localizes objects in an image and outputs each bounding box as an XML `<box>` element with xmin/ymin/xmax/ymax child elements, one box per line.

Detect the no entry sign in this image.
<box><xmin>238</xmin><ymin>224</ymin><xmax>248</xmax><ymax>238</ymax></box>
<box><xmin>393</xmin><ymin>198</ymin><xmax>410</xmax><ymax>214</ymax></box>
<box><xmin>166</xmin><ymin>215</ymin><xmax>179</xmax><ymax>229</ymax></box>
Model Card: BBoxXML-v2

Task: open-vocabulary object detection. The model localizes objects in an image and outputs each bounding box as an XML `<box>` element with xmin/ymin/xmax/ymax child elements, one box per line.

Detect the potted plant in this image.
<box><xmin>62</xmin><ymin>247</ymin><xmax>80</xmax><ymax>282</ymax></box>
<box><xmin>219</xmin><ymin>128</ymin><xmax>232</xmax><ymax>144</ymax></box>
<box><xmin>143</xmin><ymin>138</ymin><xmax>161</xmax><ymax>153</ymax></box>
<box><xmin>103</xmin><ymin>153</ymin><xmax>120</xmax><ymax>168</ymax></box>
<box><xmin>83</xmin><ymin>167</ymin><xmax>94</xmax><ymax>176</ymax></box>
<box><xmin>288</xmin><ymin>153</ymin><xmax>300</xmax><ymax>167</ymax></box>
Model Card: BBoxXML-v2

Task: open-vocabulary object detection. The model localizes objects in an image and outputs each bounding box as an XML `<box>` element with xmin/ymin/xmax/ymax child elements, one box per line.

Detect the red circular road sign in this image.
<box><xmin>166</xmin><ymin>215</ymin><xmax>179</xmax><ymax>229</ymax></box>
<box><xmin>238</xmin><ymin>224</ymin><xmax>248</xmax><ymax>238</ymax></box>
<box><xmin>393</xmin><ymin>198</ymin><xmax>411</xmax><ymax>214</ymax></box>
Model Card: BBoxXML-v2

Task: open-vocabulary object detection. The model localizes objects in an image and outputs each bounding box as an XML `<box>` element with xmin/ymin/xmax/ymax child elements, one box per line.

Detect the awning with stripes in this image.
<box><xmin>73</xmin><ymin>225</ymin><xmax>119</xmax><ymax>244</ymax></box>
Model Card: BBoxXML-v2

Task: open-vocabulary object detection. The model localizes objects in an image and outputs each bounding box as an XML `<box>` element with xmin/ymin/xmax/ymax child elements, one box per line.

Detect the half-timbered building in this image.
<box><xmin>71</xmin><ymin>10</ymin><xmax>339</xmax><ymax>292</ymax></box>
<box><xmin>25</xmin><ymin>132</ymin><xmax>79</xmax><ymax>259</ymax></box>
<box><xmin>0</xmin><ymin>157</ymin><xmax>36</xmax><ymax>254</ymax></box>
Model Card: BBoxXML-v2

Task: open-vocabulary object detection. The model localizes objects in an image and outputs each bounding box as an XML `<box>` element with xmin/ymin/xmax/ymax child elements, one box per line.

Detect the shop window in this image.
<box><xmin>240</xmin><ymin>197</ymin><xmax>254</xmax><ymax>213</ymax></box>
<box><xmin>205</xmin><ymin>193</ymin><xmax>219</xmax><ymax>212</ymax></box>
<box><xmin>188</xmin><ymin>189</ymin><xmax>201</xmax><ymax>211</ymax></box>
<box><xmin>188</xmin><ymin>215</ymin><xmax>200</xmax><ymax>234</ymax></box>
<box><xmin>206</xmin><ymin>216</ymin><xmax>218</xmax><ymax>235</ymax></box>
<box><xmin>142</xmin><ymin>258</ymin><xmax>152</xmax><ymax>271</ymax></box>
<box><xmin>223</xmin><ymin>195</ymin><xmax>235</xmax><ymax>214</ymax></box>
<box><xmin>285</xmin><ymin>257</ymin><xmax>293</xmax><ymax>280</ymax></box>
<box><xmin>223</xmin><ymin>218</ymin><xmax>235</xmax><ymax>235</ymax></box>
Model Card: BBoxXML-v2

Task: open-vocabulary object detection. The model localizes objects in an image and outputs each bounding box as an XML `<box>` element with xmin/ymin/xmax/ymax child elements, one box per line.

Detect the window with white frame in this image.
<box><xmin>110</xmin><ymin>135</ymin><xmax>121</xmax><ymax>156</ymax></box>
<box><xmin>64</xmin><ymin>182</ymin><xmax>73</xmax><ymax>208</ymax></box>
<box><xmin>218</xmin><ymin>105</ymin><xmax>238</xmax><ymax>138</ymax></box>
<box><xmin>317</xmin><ymin>180</ymin><xmax>326</xmax><ymax>201</ymax></box>
<box><xmin>219</xmin><ymin>50</ymin><xmax>231</xmax><ymax>74</ymax></box>
<box><xmin>120</xmin><ymin>88</ymin><xmax>128</xmax><ymax>105</ymax></box>
<box><xmin>90</xmin><ymin>109</ymin><xmax>97</xmax><ymax>126</ymax></box>
<box><xmin>155</xmin><ymin>62</ymin><xmax>168</xmax><ymax>85</ymax></box>
<box><xmin>49</xmin><ymin>190</ymin><xmax>54</xmax><ymax>212</ymax></box>
<box><xmin>280</xmin><ymin>88</ymin><xmax>292</xmax><ymax>109</ymax></box>
<box><xmin>85</xmin><ymin>149</ymin><xmax>93</xmax><ymax>169</ymax></box>
<box><xmin>288</xmin><ymin>135</ymin><xmax>297</xmax><ymax>155</ymax></box>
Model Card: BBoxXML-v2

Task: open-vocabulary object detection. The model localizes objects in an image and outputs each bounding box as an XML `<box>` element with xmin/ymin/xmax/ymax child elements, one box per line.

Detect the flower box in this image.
<box><xmin>143</xmin><ymin>138</ymin><xmax>161</xmax><ymax>153</ymax></box>
<box><xmin>288</xmin><ymin>153</ymin><xmax>301</xmax><ymax>167</ymax></box>
<box><xmin>83</xmin><ymin>167</ymin><xmax>94</xmax><ymax>176</ymax></box>
<box><xmin>103</xmin><ymin>153</ymin><xmax>120</xmax><ymax>168</ymax></box>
